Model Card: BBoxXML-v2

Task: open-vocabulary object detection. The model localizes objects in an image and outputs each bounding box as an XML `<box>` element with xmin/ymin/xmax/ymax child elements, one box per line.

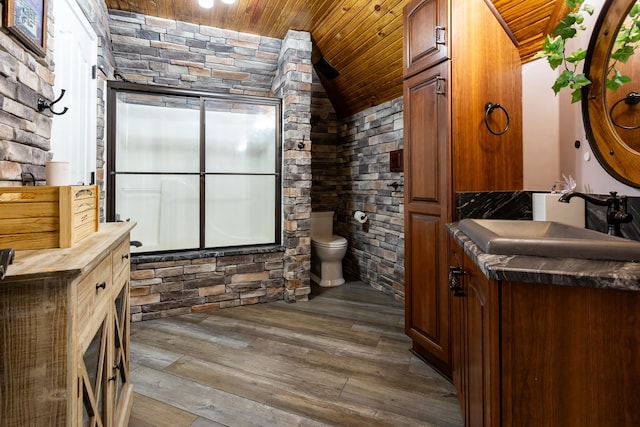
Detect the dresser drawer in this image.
<box><xmin>111</xmin><ymin>237</ymin><xmax>131</xmax><ymax>282</ymax></box>
<box><xmin>77</xmin><ymin>255</ymin><xmax>112</xmax><ymax>348</ymax></box>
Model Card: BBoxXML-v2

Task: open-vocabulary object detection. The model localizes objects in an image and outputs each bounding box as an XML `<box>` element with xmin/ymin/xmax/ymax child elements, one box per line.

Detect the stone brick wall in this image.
<box><xmin>0</xmin><ymin>3</ymin><xmax>55</xmax><ymax>185</ymax></box>
<box><xmin>110</xmin><ymin>13</ymin><xmax>313</xmax><ymax>317</ymax></box>
<box><xmin>271</xmin><ymin>30</ymin><xmax>313</xmax><ymax>302</ymax></box>
<box><xmin>311</xmin><ymin>70</ymin><xmax>339</xmax><ymax>211</ymax></box>
<box><xmin>336</xmin><ymin>98</ymin><xmax>405</xmax><ymax>299</ymax></box>
<box><xmin>311</xmin><ymin>97</ymin><xmax>405</xmax><ymax>300</ymax></box>
<box><xmin>109</xmin><ymin>11</ymin><xmax>281</xmax><ymax>95</ymax></box>
<box><xmin>130</xmin><ymin>250</ymin><xmax>285</xmax><ymax>321</ymax></box>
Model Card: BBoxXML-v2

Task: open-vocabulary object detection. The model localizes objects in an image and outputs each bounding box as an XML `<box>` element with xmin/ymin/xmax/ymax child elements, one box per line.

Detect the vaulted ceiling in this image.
<box><xmin>104</xmin><ymin>0</ymin><xmax>569</xmax><ymax>117</ymax></box>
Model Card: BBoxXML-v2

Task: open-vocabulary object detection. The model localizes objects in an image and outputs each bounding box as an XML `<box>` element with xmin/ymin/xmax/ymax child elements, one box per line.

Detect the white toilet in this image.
<box><xmin>311</xmin><ymin>211</ymin><xmax>348</xmax><ymax>287</ymax></box>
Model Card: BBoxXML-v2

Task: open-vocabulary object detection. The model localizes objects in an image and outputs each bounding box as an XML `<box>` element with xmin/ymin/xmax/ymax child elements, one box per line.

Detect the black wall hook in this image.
<box><xmin>38</xmin><ymin>89</ymin><xmax>69</xmax><ymax>115</ymax></box>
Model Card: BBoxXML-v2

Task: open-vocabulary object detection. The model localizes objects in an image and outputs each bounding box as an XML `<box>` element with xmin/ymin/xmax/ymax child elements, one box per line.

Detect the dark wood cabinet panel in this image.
<box><xmin>404</xmin><ymin>63</ymin><xmax>448</xmax><ymax>205</ymax></box>
<box><xmin>404</xmin><ymin>57</ymin><xmax>451</xmax><ymax>376</ymax></box>
<box><xmin>403</xmin><ymin>0</ymin><xmax>448</xmax><ymax>78</ymax></box>
<box><xmin>450</xmin><ymin>242</ymin><xmax>640</xmax><ymax>426</ymax></box>
<box><xmin>403</xmin><ymin>0</ymin><xmax>523</xmax><ymax>378</ymax></box>
<box><xmin>464</xmin><ymin>260</ymin><xmax>498</xmax><ymax>427</ymax></box>
<box><xmin>406</xmin><ymin>213</ymin><xmax>450</xmax><ymax>365</ymax></box>
<box><xmin>501</xmin><ymin>281</ymin><xmax>640</xmax><ymax>426</ymax></box>
<box><xmin>449</xmin><ymin>241</ymin><xmax>466</xmax><ymax>420</ymax></box>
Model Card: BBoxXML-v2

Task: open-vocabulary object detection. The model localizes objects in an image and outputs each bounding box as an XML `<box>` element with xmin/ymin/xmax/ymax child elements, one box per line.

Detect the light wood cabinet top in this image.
<box><xmin>2</xmin><ymin>222</ymin><xmax>136</xmax><ymax>282</ymax></box>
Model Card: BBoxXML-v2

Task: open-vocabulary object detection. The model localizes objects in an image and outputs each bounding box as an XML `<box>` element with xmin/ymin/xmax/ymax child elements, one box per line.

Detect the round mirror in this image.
<box><xmin>583</xmin><ymin>0</ymin><xmax>640</xmax><ymax>187</ymax></box>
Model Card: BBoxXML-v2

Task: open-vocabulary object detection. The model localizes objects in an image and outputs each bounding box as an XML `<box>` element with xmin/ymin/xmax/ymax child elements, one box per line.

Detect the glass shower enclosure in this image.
<box><xmin>107</xmin><ymin>83</ymin><xmax>281</xmax><ymax>254</ymax></box>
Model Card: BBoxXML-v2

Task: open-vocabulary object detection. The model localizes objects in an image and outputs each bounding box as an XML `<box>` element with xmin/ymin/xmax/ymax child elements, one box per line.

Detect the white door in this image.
<box><xmin>51</xmin><ymin>0</ymin><xmax>97</xmax><ymax>185</ymax></box>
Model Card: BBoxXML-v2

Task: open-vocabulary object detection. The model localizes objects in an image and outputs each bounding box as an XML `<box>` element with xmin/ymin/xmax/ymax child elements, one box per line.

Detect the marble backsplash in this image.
<box><xmin>456</xmin><ymin>191</ymin><xmax>640</xmax><ymax>242</ymax></box>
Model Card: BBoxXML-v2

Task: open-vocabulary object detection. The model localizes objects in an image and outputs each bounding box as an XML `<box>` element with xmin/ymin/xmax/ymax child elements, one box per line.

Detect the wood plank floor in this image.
<box><xmin>128</xmin><ymin>281</ymin><xmax>463</xmax><ymax>427</ymax></box>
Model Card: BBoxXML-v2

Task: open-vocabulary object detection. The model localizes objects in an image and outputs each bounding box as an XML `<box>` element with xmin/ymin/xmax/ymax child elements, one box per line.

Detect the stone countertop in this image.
<box><xmin>448</xmin><ymin>223</ymin><xmax>640</xmax><ymax>292</ymax></box>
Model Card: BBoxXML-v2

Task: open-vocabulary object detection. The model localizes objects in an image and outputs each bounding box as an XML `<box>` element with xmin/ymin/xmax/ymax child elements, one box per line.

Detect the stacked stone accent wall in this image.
<box><xmin>310</xmin><ymin>97</ymin><xmax>405</xmax><ymax>300</ymax></box>
<box><xmin>336</xmin><ymin>98</ymin><xmax>405</xmax><ymax>299</ymax></box>
<box><xmin>271</xmin><ymin>30</ymin><xmax>313</xmax><ymax>302</ymax></box>
<box><xmin>110</xmin><ymin>16</ymin><xmax>312</xmax><ymax>316</ymax></box>
<box><xmin>108</xmin><ymin>11</ymin><xmax>281</xmax><ymax>95</ymax></box>
<box><xmin>129</xmin><ymin>251</ymin><xmax>285</xmax><ymax>321</ymax></box>
<box><xmin>311</xmin><ymin>69</ymin><xmax>340</xmax><ymax>211</ymax></box>
<box><xmin>0</xmin><ymin>4</ymin><xmax>55</xmax><ymax>185</ymax></box>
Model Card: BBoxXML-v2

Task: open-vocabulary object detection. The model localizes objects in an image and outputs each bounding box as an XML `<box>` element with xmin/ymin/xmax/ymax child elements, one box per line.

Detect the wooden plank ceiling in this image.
<box><xmin>105</xmin><ymin>0</ymin><xmax>568</xmax><ymax>117</ymax></box>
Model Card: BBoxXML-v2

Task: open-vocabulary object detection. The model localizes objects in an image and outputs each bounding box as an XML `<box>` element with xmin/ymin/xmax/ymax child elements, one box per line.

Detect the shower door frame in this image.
<box><xmin>106</xmin><ymin>81</ymin><xmax>283</xmax><ymax>254</ymax></box>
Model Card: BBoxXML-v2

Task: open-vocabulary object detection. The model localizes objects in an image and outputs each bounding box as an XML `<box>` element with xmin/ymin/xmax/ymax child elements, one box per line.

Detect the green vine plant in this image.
<box><xmin>534</xmin><ymin>0</ymin><xmax>594</xmax><ymax>103</ymax></box>
<box><xmin>607</xmin><ymin>1</ymin><xmax>640</xmax><ymax>92</ymax></box>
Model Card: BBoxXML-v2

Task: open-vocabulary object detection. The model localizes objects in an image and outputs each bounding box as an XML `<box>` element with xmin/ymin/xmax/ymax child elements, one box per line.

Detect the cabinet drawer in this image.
<box><xmin>77</xmin><ymin>255</ymin><xmax>112</xmax><ymax>348</ymax></box>
<box><xmin>111</xmin><ymin>237</ymin><xmax>131</xmax><ymax>285</ymax></box>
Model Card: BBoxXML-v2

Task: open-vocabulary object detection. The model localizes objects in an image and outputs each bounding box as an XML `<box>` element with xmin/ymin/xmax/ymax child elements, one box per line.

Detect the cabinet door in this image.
<box><xmin>111</xmin><ymin>280</ymin><xmax>132</xmax><ymax>424</ymax></box>
<box><xmin>403</xmin><ymin>0</ymin><xmax>448</xmax><ymax>78</ymax></box>
<box><xmin>449</xmin><ymin>238</ymin><xmax>466</xmax><ymax>419</ymax></box>
<box><xmin>404</xmin><ymin>63</ymin><xmax>449</xmax><ymax>206</ymax></box>
<box><xmin>403</xmin><ymin>61</ymin><xmax>451</xmax><ymax>375</ymax></box>
<box><xmin>464</xmin><ymin>255</ymin><xmax>499</xmax><ymax>427</ymax></box>
<box><xmin>110</xmin><ymin>239</ymin><xmax>133</xmax><ymax>427</ymax></box>
<box><xmin>79</xmin><ymin>318</ymin><xmax>109</xmax><ymax>427</ymax></box>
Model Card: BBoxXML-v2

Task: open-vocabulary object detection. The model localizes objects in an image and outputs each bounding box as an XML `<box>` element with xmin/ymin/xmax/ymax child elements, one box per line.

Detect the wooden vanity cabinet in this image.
<box><xmin>403</xmin><ymin>0</ymin><xmax>523</xmax><ymax>375</ymax></box>
<box><xmin>449</xmin><ymin>237</ymin><xmax>640</xmax><ymax>426</ymax></box>
<box><xmin>0</xmin><ymin>222</ymin><xmax>135</xmax><ymax>427</ymax></box>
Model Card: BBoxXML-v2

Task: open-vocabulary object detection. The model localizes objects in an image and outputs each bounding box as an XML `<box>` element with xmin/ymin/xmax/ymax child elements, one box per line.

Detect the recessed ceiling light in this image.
<box><xmin>199</xmin><ymin>0</ymin><xmax>214</xmax><ymax>8</ymax></box>
<box><xmin>220</xmin><ymin>0</ymin><xmax>236</xmax><ymax>4</ymax></box>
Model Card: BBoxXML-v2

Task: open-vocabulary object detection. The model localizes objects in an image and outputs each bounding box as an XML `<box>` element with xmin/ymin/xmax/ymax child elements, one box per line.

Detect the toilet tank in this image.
<box><xmin>311</xmin><ymin>211</ymin><xmax>334</xmax><ymax>237</ymax></box>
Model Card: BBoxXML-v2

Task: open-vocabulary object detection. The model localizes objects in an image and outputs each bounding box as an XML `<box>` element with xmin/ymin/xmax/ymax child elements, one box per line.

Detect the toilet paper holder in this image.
<box><xmin>353</xmin><ymin>210</ymin><xmax>368</xmax><ymax>224</ymax></box>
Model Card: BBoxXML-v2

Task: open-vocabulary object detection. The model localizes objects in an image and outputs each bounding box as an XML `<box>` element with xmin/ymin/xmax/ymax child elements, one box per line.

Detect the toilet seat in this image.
<box><xmin>311</xmin><ymin>235</ymin><xmax>347</xmax><ymax>248</ymax></box>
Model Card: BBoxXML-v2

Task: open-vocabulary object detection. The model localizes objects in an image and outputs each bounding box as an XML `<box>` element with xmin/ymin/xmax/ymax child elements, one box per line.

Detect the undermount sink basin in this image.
<box><xmin>458</xmin><ymin>219</ymin><xmax>640</xmax><ymax>262</ymax></box>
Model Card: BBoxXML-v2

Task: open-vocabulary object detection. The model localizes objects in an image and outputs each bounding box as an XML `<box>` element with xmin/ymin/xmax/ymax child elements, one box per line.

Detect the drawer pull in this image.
<box><xmin>96</xmin><ymin>282</ymin><xmax>106</xmax><ymax>290</ymax></box>
<box><xmin>448</xmin><ymin>266</ymin><xmax>465</xmax><ymax>297</ymax></box>
<box><xmin>122</xmin><ymin>254</ymin><xmax>129</xmax><ymax>260</ymax></box>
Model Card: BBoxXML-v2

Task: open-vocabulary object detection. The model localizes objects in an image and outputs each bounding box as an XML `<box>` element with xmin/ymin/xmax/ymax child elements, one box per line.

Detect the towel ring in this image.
<box><xmin>609</xmin><ymin>92</ymin><xmax>640</xmax><ymax>130</ymax></box>
<box><xmin>484</xmin><ymin>102</ymin><xmax>510</xmax><ymax>136</ymax></box>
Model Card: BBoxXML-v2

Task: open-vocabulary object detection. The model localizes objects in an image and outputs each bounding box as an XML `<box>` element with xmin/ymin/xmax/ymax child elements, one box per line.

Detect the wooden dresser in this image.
<box><xmin>0</xmin><ymin>222</ymin><xmax>136</xmax><ymax>427</ymax></box>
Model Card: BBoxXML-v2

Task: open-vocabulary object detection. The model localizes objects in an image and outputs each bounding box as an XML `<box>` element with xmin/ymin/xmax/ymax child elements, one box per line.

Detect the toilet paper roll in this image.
<box><xmin>45</xmin><ymin>161</ymin><xmax>69</xmax><ymax>186</ymax></box>
<box><xmin>354</xmin><ymin>210</ymin><xmax>368</xmax><ymax>224</ymax></box>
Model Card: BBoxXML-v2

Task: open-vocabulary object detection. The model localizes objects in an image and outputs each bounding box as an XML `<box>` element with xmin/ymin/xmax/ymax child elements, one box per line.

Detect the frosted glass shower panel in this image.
<box><xmin>116</xmin><ymin>93</ymin><xmax>200</xmax><ymax>173</ymax></box>
<box><xmin>116</xmin><ymin>174</ymin><xmax>199</xmax><ymax>252</ymax></box>
<box><xmin>204</xmin><ymin>100</ymin><xmax>276</xmax><ymax>174</ymax></box>
<box><xmin>205</xmin><ymin>175</ymin><xmax>276</xmax><ymax>247</ymax></box>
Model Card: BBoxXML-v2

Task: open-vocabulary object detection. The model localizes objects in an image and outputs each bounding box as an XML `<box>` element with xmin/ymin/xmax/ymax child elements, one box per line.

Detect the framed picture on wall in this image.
<box><xmin>3</xmin><ymin>0</ymin><xmax>47</xmax><ymax>57</ymax></box>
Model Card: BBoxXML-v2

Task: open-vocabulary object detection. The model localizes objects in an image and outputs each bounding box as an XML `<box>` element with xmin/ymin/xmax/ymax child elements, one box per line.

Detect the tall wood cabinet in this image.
<box><xmin>0</xmin><ymin>222</ymin><xmax>135</xmax><ymax>427</ymax></box>
<box><xmin>403</xmin><ymin>0</ymin><xmax>523</xmax><ymax>376</ymax></box>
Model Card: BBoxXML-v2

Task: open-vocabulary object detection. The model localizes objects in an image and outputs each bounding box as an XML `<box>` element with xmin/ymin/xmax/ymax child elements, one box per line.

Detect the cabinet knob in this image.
<box><xmin>96</xmin><ymin>282</ymin><xmax>106</xmax><ymax>290</ymax></box>
<box><xmin>448</xmin><ymin>266</ymin><xmax>465</xmax><ymax>297</ymax></box>
<box><xmin>122</xmin><ymin>254</ymin><xmax>129</xmax><ymax>260</ymax></box>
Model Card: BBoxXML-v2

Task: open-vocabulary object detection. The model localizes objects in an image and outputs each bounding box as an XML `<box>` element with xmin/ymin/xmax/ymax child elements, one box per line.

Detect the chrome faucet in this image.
<box><xmin>558</xmin><ymin>191</ymin><xmax>633</xmax><ymax>237</ymax></box>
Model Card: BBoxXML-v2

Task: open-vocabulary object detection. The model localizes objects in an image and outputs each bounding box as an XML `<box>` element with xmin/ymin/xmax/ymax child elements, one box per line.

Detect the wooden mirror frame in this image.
<box><xmin>583</xmin><ymin>0</ymin><xmax>640</xmax><ymax>188</ymax></box>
